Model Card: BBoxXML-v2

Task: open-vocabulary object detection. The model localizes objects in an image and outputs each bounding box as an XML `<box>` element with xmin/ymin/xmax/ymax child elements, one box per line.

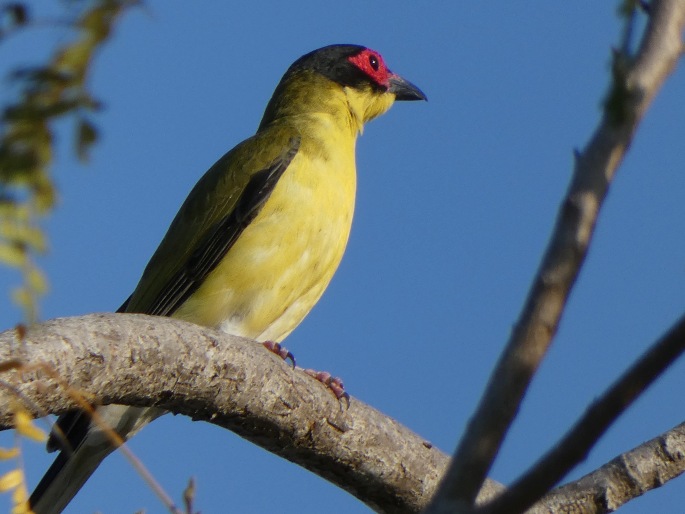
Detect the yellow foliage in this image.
<box><xmin>0</xmin><ymin>0</ymin><xmax>136</xmax><ymax>322</ymax></box>
<box><xmin>11</xmin><ymin>484</ymin><xmax>30</xmax><ymax>513</ymax></box>
<box><xmin>14</xmin><ymin>409</ymin><xmax>46</xmax><ymax>443</ymax></box>
<box><xmin>0</xmin><ymin>401</ymin><xmax>50</xmax><ymax>512</ymax></box>
<box><xmin>0</xmin><ymin>470</ymin><xmax>22</xmax><ymax>493</ymax></box>
<box><xmin>0</xmin><ymin>447</ymin><xmax>20</xmax><ymax>460</ymax></box>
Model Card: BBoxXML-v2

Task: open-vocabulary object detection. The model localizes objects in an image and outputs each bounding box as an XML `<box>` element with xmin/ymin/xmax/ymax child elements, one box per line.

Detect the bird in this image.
<box><xmin>29</xmin><ymin>43</ymin><xmax>426</xmax><ymax>513</ymax></box>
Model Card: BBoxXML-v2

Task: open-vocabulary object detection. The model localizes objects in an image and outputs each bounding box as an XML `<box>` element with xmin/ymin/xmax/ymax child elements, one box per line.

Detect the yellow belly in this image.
<box><xmin>171</xmin><ymin>146</ymin><xmax>356</xmax><ymax>342</ymax></box>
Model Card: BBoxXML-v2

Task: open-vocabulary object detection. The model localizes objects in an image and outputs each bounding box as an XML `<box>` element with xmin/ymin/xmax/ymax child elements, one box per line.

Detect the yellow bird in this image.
<box><xmin>30</xmin><ymin>44</ymin><xmax>425</xmax><ymax>513</ymax></box>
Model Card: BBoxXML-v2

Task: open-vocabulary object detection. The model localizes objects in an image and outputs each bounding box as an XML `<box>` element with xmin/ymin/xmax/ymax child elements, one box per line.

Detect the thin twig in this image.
<box><xmin>3</xmin><ymin>360</ymin><xmax>183</xmax><ymax>514</ymax></box>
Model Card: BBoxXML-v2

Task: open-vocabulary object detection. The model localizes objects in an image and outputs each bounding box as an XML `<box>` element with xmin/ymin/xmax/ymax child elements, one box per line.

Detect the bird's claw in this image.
<box><xmin>262</xmin><ymin>343</ymin><xmax>348</xmax><ymax>403</ymax></box>
<box><xmin>303</xmin><ymin>368</ymin><xmax>349</xmax><ymax>403</ymax></box>
<box><xmin>262</xmin><ymin>341</ymin><xmax>296</xmax><ymax>368</ymax></box>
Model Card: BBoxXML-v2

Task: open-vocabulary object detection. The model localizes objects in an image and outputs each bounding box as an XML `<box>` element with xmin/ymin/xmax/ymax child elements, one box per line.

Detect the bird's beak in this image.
<box><xmin>388</xmin><ymin>74</ymin><xmax>427</xmax><ymax>101</ymax></box>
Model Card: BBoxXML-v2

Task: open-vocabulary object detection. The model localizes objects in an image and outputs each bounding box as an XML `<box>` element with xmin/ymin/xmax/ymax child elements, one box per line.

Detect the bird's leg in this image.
<box><xmin>262</xmin><ymin>341</ymin><xmax>296</xmax><ymax>367</ymax></box>
<box><xmin>303</xmin><ymin>369</ymin><xmax>348</xmax><ymax>402</ymax></box>
<box><xmin>262</xmin><ymin>341</ymin><xmax>350</xmax><ymax>405</ymax></box>
<box><xmin>262</xmin><ymin>342</ymin><xmax>348</xmax><ymax>402</ymax></box>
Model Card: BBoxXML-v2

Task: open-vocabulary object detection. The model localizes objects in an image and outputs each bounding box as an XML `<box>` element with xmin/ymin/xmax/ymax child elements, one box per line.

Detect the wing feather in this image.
<box><xmin>124</xmin><ymin>134</ymin><xmax>300</xmax><ymax>316</ymax></box>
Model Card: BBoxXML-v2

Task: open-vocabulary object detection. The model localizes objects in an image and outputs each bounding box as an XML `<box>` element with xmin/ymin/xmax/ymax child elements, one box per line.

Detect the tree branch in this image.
<box><xmin>481</xmin><ymin>311</ymin><xmax>685</xmax><ymax>514</ymax></box>
<box><xmin>3</xmin><ymin>315</ymin><xmax>685</xmax><ymax>513</ymax></box>
<box><xmin>0</xmin><ymin>313</ymin><xmax>503</xmax><ymax>514</ymax></box>
<box><xmin>531</xmin><ymin>421</ymin><xmax>685</xmax><ymax>514</ymax></box>
<box><xmin>425</xmin><ymin>2</ymin><xmax>685</xmax><ymax>512</ymax></box>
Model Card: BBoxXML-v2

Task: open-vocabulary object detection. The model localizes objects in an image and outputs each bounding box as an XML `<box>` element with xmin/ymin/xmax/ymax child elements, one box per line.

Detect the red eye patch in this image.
<box><xmin>347</xmin><ymin>48</ymin><xmax>392</xmax><ymax>87</ymax></box>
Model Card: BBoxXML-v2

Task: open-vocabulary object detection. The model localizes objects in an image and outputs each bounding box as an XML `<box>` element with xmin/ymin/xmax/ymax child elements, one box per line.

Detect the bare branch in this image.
<box><xmin>480</xmin><ymin>312</ymin><xmax>685</xmax><ymax>514</ymax></box>
<box><xmin>424</xmin><ymin>1</ymin><xmax>685</xmax><ymax>512</ymax></box>
<box><xmin>3</xmin><ymin>314</ymin><xmax>685</xmax><ymax>512</ymax></box>
<box><xmin>0</xmin><ymin>313</ymin><xmax>503</xmax><ymax>514</ymax></box>
<box><xmin>531</xmin><ymin>421</ymin><xmax>685</xmax><ymax>514</ymax></box>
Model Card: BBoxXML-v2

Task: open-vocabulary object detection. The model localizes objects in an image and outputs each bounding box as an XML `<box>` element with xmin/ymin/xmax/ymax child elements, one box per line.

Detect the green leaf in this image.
<box><xmin>0</xmin><ymin>244</ymin><xmax>25</xmax><ymax>267</ymax></box>
<box><xmin>76</xmin><ymin>117</ymin><xmax>98</xmax><ymax>162</ymax></box>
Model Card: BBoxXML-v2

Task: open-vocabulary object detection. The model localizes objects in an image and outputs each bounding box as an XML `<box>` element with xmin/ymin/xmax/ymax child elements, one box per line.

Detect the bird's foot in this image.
<box><xmin>262</xmin><ymin>342</ymin><xmax>348</xmax><ymax>403</ymax></box>
<box><xmin>262</xmin><ymin>341</ymin><xmax>296</xmax><ymax>368</ymax></box>
<box><xmin>303</xmin><ymin>369</ymin><xmax>349</xmax><ymax>402</ymax></box>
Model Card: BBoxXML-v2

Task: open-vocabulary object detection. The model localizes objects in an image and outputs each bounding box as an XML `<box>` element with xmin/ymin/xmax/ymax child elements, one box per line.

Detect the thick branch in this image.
<box><xmin>425</xmin><ymin>2</ymin><xmax>685</xmax><ymax>512</ymax></box>
<box><xmin>0</xmin><ymin>313</ymin><xmax>502</xmax><ymax>514</ymax></box>
<box><xmin>3</xmin><ymin>315</ymin><xmax>685</xmax><ymax>513</ymax></box>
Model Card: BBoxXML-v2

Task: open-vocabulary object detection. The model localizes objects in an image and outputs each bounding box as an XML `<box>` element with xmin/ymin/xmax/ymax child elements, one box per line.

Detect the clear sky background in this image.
<box><xmin>2</xmin><ymin>2</ymin><xmax>685</xmax><ymax>513</ymax></box>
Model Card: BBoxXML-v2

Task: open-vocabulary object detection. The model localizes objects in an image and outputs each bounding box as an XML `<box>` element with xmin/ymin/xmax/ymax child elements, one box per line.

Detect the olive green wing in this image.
<box><xmin>121</xmin><ymin>133</ymin><xmax>301</xmax><ymax>316</ymax></box>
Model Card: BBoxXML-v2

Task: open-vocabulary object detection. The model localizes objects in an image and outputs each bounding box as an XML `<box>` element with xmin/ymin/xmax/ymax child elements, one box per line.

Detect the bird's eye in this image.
<box><xmin>368</xmin><ymin>54</ymin><xmax>379</xmax><ymax>71</ymax></box>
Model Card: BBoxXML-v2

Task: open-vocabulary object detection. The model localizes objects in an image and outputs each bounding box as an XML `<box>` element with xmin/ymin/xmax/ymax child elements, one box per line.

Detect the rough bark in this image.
<box><xmin>0</xmin><ymin>313</ymin><xmax>501</xmax><ymax>513</ymax></box>
<box><xmin>531</xmin><ymin>422</ymin><xmax>685</xmax><ymax>514</ymax></box>
<box><xmin>2</xmin><ymin>315</ymin><xmax>685</xmax><ymax>513</ymax></box>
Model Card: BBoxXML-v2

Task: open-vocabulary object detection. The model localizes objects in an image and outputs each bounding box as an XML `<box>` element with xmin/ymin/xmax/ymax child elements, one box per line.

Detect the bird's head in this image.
<box><xmin>260</xmin><ymin>44</ymin><xmax>426</xmax><ymax>132</ymax></box>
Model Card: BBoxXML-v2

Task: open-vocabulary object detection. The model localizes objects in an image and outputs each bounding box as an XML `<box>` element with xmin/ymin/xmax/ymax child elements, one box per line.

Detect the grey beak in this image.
<box><xmin>388</xmin><ymin>74</ymin><xmax>427</xmax><ymax>101</ymax></box>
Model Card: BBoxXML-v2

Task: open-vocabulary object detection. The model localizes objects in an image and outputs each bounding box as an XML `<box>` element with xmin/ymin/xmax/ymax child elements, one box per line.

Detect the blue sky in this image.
<box><xmin>2</xmin><ymin>2</ymin><xmax>685</xmax><ymax>513</ymax></box>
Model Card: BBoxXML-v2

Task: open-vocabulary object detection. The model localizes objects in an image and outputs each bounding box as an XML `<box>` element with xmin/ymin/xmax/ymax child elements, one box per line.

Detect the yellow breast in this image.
<box><xmin>172</xmin><ymin>121</ymin><xmax>357</xmax><ymax>342</ymax></box>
